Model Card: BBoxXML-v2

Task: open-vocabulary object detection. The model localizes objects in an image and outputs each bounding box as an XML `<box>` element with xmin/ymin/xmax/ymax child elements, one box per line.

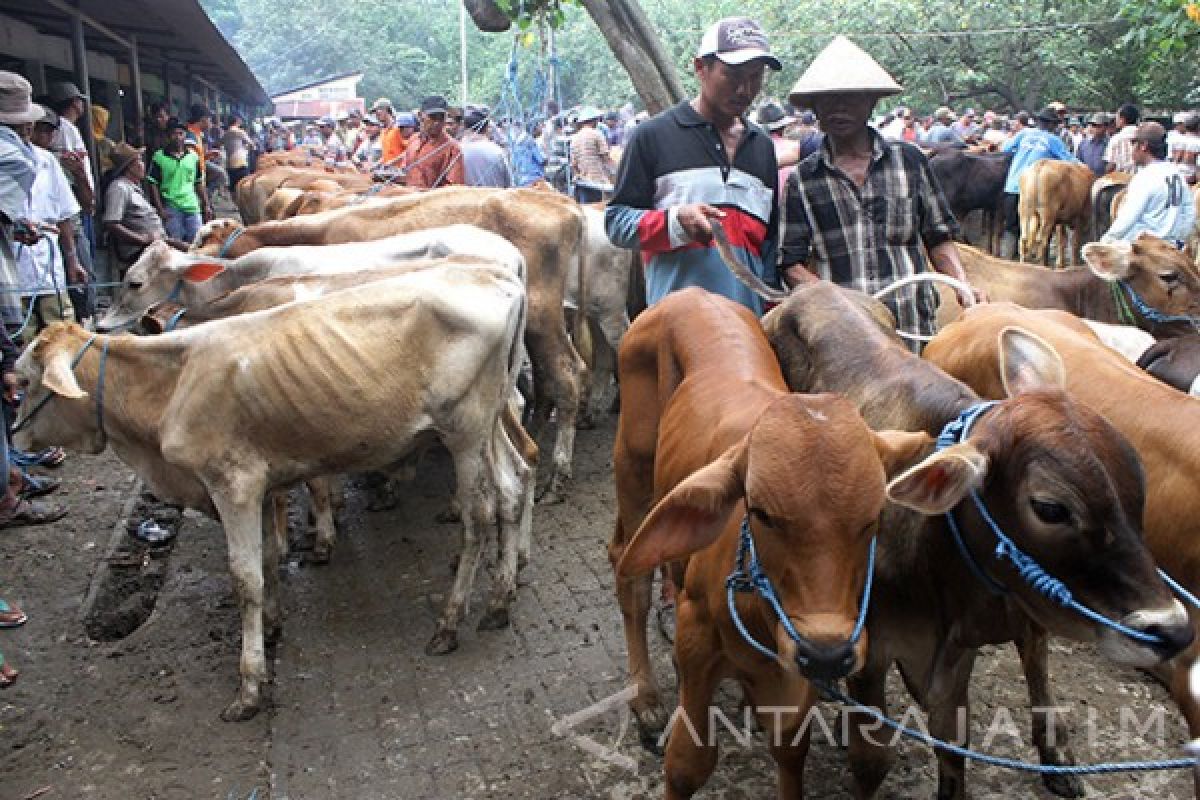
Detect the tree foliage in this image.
<box><xmin>201</xmin><ymin>0</ymin><xmax>1198</xmax><ymax>115</ymax></box>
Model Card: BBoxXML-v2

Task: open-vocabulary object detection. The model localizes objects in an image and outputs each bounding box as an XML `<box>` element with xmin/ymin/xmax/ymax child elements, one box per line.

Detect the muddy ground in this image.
<box><xmin>0</xmin><ymin>404</ymin><xmax>1194</xmax><ymax>799</ymax></box>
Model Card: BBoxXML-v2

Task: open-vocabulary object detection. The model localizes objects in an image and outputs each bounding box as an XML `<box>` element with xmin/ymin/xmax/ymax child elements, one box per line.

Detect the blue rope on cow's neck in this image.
<box><xmin>936</xmin><ymin>401</ymin><xmax>1189</xmax><ymax>646</ymax></box>
<box><xmin>1117</xmin><ymin>279</ymin><xmax>1200</xmax><ymax>332</ymax></box>
<box><xmin>164</xmin><ymin>307</ymin><xmax>187</xmax><ymax>333</ymax></box>
<box><xmin>217</xmin><ymin>226</ymin><xmax>246</xmax><ymax>260</ymax></box>
<box><xmin>725</xmin><ymin>515</ymin><xmax>876</xmax><ymax>663</ymax></box>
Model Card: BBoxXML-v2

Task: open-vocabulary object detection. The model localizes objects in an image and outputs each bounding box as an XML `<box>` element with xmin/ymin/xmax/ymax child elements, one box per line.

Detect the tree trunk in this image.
<box><xmin>578</xmin><ymin>0</ymin><xmax>685</xmax><ymax>114</ymax></box>
<box><xmin>463</xmin><ymin>0</ymin><xmax>511</xmax><ymax>33</ymax></box>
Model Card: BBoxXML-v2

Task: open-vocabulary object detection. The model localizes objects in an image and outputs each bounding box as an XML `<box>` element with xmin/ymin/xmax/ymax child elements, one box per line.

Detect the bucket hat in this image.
<box><xmin>109</xmin><ymin>142</ymin><xmax>143</xmax><ymax>177</ymax></box>
<box><xmin>0</xmin><ymin>72</ymin><xmax>45</xmax><ymax>125</ymax></box>
<box><xmin>788</xmin><ymin>36</ymin><xmax>902</xmax><ymax>107</ymax></box>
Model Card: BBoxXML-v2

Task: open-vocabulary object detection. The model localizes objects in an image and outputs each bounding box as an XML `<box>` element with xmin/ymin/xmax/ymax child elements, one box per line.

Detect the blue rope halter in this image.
<box><xmin>217</xmin><ymin>226</ymin><xmax>247</xmax><ymax>260</ymax></box>
<box><xmin>1117</xmin><ymin>279</ymin><xmax>1200</xmax><ymax>332</ymax></box>
<box><xmin>937</xmin><ymin>402</ymin><xmax>1200</xmax><ymax>646</ymax></box>
<box><xmin>726</xmin><ymin>515</ymin><xmax>876</xmax><ymax>666</ymax></box>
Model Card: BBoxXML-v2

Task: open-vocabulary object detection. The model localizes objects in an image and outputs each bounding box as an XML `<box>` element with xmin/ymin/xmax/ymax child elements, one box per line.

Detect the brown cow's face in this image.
<box><xmin>1083</xmin><ymin>234</ymin><xmax>1200</xmax><ymax>336</ymax></box>
<box><xmin>13</xmin><ymin>324</ymin><xmax>105</xmax><ymax>455</ymax></box>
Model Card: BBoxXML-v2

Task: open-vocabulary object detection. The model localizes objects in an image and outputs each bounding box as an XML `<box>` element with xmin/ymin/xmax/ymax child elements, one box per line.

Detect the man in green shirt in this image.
<box><xmin>147</xmin><ymin>120</ymin><xmax>205</xmax><ymax>244</ymax></box>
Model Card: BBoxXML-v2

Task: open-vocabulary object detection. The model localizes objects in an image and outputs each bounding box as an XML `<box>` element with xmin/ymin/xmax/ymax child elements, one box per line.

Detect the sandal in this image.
<box><xmin>0</xmin><ymin>597</ymin><xmax>26</xmax><ymax>628</ymax></box>
<box><xmin>18</xmin><ymin>472</ymin><xmax>60</xmax><ymax>500</ymax></box>
<box><xmin>0</xmin><ymin>498</ymin><xmax>68</xmax><ymax>529</ymax></box>
<box><xmin>0</xmin><ymin>652</ymin><xmax>17</xmax><ymax>689</ymax></box>
<box><xmin>34</xmin><ymin>447</ymin><xmax>67</xmax><ymax>469</ymax></box>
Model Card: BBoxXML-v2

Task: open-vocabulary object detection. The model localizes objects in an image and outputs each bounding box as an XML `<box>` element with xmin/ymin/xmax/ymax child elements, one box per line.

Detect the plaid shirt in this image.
<box><xmin>780</xmin><ymin>130</ymin><xmax>959</xmax><ymax>339</ymax></box>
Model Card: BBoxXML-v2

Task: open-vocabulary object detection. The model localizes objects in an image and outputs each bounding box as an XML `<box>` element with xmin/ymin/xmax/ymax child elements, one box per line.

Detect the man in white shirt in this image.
<box><xmin>1168</xmin><ymin>112</ymin><xmax>1200</xmax><ymax>186</ymax></box>
<box><xmin>22</xmin><ymin>107</ymin><xmax>86</xmax><ymax>329</ymax></box>
<box><xmin>45</xmin><ymin>81</ymin><xmax>95</xmax><ymax>317</ymax></box>
<box><xmin>1104</xmin><ymin>103</ymin><xmax>1140</xmax><ymax>175</ymax></box>
<box><xmin>1102</xmin><ymin>122</ymin><xmax>1196</xmax><ymax>245</ymax></box>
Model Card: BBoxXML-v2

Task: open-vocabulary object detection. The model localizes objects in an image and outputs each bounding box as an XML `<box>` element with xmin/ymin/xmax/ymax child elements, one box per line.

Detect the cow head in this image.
<box><xmin>1082</xmin><ymin>233</ymin><xmax>1200</xmax><ymax>337</ymax></box>
<box><xmin>96</xmin><ymin>241</ymin><xmax>227</xmax><ymax>333</ymax></box>
<box><xmin>190</xmin><ymin>218</ymin><xmax>242</xmax><ymax>256</ymax></box>
<box><xmin>617</xmin><ymin>393</ymin><xmax>975</xmax><ymax>681</ymax></box>
<box><xmin>941</xmin><ymin>326</ymin><xmax>1192</xmax><ymax>665</ymax></box>
<box><xmin>13</xmin><ymin>323</ymin><xmax>106</xmax><ymax>455</ymax></box>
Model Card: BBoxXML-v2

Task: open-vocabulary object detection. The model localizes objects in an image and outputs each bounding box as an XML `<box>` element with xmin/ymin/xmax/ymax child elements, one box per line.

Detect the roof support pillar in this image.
<box><xmin>129</xmin><ymin>34</ymin><xmax>145</xmax><ymax>142</ymax></box>
<box><xmin>69</xmin><ymin>2</ymin><xmax>100</xmax><ymax>187</ymax></box>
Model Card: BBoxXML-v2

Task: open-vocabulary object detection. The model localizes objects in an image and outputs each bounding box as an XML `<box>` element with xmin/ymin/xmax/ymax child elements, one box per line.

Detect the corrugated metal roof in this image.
<box><xmin>0</xmin><ymin>0</ymin><xmax>268</xmax><ymax>105</ymax></box>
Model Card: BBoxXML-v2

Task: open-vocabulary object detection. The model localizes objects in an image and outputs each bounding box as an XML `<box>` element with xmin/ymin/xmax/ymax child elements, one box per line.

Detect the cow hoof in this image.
<box><xmin>477</xmin><ymin>607</ymin><xmax>510</xmax><ymax>631</ymax></box>
<box><xmin>536</xmin><ymin>479</ymin><xmax>567</xmax><ymax>505</ymax></box>
<box><xmin>221</xmin><ymin>697</ymin><xmax>260</xmax><ymax>722</ymax></box>
<box><xmin>425</xmin><ymin>629</ymin><xmax>459</xmax><ymax>656</ymax></box>
<box><xmin>1042</xmin><ymin>772</ymin><xmax>1086</xmax><ymax>798</ymax></box>
<box><xmin>634</xmin><ymin>706</ymin><xmax>668</xmax><ymax>754</ymax></box>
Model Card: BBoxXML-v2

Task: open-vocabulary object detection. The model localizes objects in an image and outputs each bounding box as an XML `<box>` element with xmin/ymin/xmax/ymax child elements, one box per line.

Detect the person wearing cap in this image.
<box><xmin>402</xmin><ymin>95</ymin><xmax>464</xmax><ymax>189</ymax></box>
<box><xmin>607</xmin><ymin>16</ymin><xmax>783</xmax><ymax>314</ymax></box>
<box><xmin>1077</xmin><ymin>112</ymin><xmax>1111</xmax><ymax>177</ymax></box>
<box><xmin>316</xmin><ymin>116</ymin><xmax>348</xmax><ymax>166</ymax></box>
<box><xmin>1168</xmin><ymin>112</ymin><xmax>1199</xmax><ymax>185</ymax></box>
<box><xmin>997</xmin><ymin>106</ymin><xmax>1081</xmax><ymax>258</ymax></box>
<box><xmin>756</xmin><ymin>101</ymin><xmax>799</xmax><ymax>175</ymax></box>
<box><xmin>103</xmin><ymin>141</ymin><xmax>178</xmax><ymax>273</ymax></box>
<box><xmin>922</xmin><ymin>106</ymin><xmax>965</xmax><ymax>147</ymax></box>
<box><xmin>512</xmin><ymin>118</ymin><xmax>547</xmax><ymax>187</ymax></box>
<box><xmin>569</xmin><ymin>107</ymin><xmax>615</xmax><ymax>202</ymax></box>
<box><xmin>148</xmin><ymin>119</ymin><xmax>206</xmax><ymax>244</ymax></box>
<box><xmin>22</xmin><ymin>106</ymin><xmax>85</xmax><ymax>329</ymax></box>
<box><xmin>45</xmin><ymin>82</ymin><xmax>94</xmax><ymax>204</ymax></box>
<box><xmin>1104</xmin><ymin>103</ymin><xmax>1141</xmax><ymax>175</ymax></box>
<box><xmin>460</xmin><ymin>107</ymin><xmax>511</xmax><ymax>188</ymax></box>
<box><xmin>1101</xmin><ymin>122</ymin><xmax>1195</xmax><ymax>245</ymax></box>
<box><xmin>221</xmin><ymin>114</ymin><xmax>256</xmax><ymax>190</ymax></box>
<box><xmin>952</xmin><ymin>107</ymin><xmax>978</xmax><ymax>142</ymax></box>
<box><xmin>0</xmin><ymin>71</ymin><xmax>42</xmax><ymax>325</ymax></box>
<box><xmin>780</xmin><ymin>36</ymin><xmax>980</xmax><ymax>342</ymax></box>
<box><xmin>981</xmin><ymin>114</ymin><xmax>1009</xmax><ymax>148</ymax></box>
<box><xmin>339</xmin><ymin>109</ymin><xmax>364</xmax><ymax>156</ymax></box>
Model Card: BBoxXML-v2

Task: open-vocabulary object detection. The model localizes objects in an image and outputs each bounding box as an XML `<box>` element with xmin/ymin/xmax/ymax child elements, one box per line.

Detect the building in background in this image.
<box><xmin>271</xmin><ymin>72</ymin><xmax>365</xmax><ymax>122</ymax></box>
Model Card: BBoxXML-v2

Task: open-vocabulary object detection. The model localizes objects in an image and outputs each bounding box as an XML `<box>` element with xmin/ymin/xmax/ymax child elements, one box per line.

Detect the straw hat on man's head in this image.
<box><xmin>0</xmin><ymin>72</ymin><xmax>45</xmax><ymax>125</ymax></box>
<box><xmin>788</xmin><ymin>35</ymin><xmax>902</xmax><ymax>108</ymax></box>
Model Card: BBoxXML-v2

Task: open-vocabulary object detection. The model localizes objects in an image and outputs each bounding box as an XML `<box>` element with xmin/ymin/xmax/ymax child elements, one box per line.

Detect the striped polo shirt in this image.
<box><xmin>605</xmin><ymin>101</ymin><xmax>779</xmax><ymax>315</ymax></box>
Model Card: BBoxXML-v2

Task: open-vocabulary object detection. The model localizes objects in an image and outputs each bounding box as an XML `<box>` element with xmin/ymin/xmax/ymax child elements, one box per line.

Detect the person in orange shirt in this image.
<box><xmin>402</xmin><ymin>95</ymin><xmax>464</xmax><ymax>189</ymax></box>
<box><xmin>183</xmin><ymin>104</ymin><xmax>213</xmax><ymax>221</ymax></box>
<box><xmin>372</xmin><ymin>98</ymin><xmax>407</xmax><ymax>169</ymax></box>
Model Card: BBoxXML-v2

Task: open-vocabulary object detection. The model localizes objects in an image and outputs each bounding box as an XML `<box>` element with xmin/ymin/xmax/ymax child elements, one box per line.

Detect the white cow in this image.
<box><xmin>15</xmin><ymin>262</ymin><xmax>530</xmax><ymax>721</ymax></box>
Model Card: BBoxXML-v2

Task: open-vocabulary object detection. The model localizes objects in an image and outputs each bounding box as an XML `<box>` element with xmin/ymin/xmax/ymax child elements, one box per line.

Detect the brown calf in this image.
<box><xmin>1018</xmin><ymin>160</ymin><xmax>1095</xmax><ymax>267</ymax></box>
<box><xmin>611</xmin><ymin>288</ymin><xmax>974</xmax><ymax>799</ymax></box>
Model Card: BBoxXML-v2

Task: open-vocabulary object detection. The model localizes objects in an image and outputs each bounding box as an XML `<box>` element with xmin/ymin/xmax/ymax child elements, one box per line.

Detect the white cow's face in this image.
<box><xmin>96</xmin><ymin>241</ymin><xmax>180</xmax><ymax>332</ymax></box>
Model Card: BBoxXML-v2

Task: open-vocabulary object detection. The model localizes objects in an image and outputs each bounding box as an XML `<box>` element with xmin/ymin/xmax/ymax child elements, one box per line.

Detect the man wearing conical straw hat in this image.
<box><xmin>780</xmin><ymin>36</ymin><xmax>984</xmax><ymax>343</ymax></box>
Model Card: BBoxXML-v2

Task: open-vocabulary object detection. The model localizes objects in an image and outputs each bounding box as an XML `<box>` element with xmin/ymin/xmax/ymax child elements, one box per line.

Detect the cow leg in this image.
<box><xmin>307</xmin><ymin>476</ymin><xmax>337</xmax><ymax>564</ymax></box>
<box><xmin>211</xmin><ymin>487</ymin><xmax>269</xmax><ymax>721</ymax></box>
<box><xmin>525</xmin><ymin>307</ymin><xmax>583</xmax><ymax>505</ymax></box>
<box><xmin>479</xmin><ymin>417</ymin><xmax>535</xmax><ymax>631</ymax></box>
<box><xmin>269</xmin><ymin>490</ymin><xmax>288</xmax><ymax>561</ymax></box>
<box><xmin>427</xmin><ymin>442</ymin><xmax>493</xmax><ymax>656</ymax></box>
<box><xmin>664</xmin><ymin>597</ymin><xmax>722</xmax><ymax>800</ymax></box>
<box><xmin>846</xmin><ymin>658</ymin><xmax>896</xmax><ymax>799</ymax></box>
<box><xmin>261</xmin><ymin>496</ymin><xmax>283</xmax><ymax>644</ymax></box>
<box><xmin>748</xmin><ymin>673</ymin><xmax>817</xmax><ymax>800</ymax></box>
<box><xmin>1016</xmin><ymin>625</ymin><xmax>1085</xmax><ymax>798</ymax></box>
<box><xmin>500</xmin><ymin>403</ymin><xmax>538</xmax><ymax>569</ymax></box>
<box><xmin>925</xmin><ymin>648</ymin><xmax>977</xmax><ymax>800</ymax></box>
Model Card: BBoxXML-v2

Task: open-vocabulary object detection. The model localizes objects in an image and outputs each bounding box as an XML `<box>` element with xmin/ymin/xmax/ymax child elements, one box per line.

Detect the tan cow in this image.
<box><xmin>612</xmin><ymin>288</ymin><xmax>971</xmax><ymax>798</ymax></box>
<box><xmin>269</xmin><ymin>185</ymin><xmax>415</xmax><ymax>219</ymax></box>
<box><xmin>235</xmin><ymin>167</ymin><xmax>372</xmax><ymax>224</ymax></box>
<box><xmin>13</xmin><ymin>264</ymin><xmax>531</xmax><ymax>721</ymax></box>
<box><xmin>935</xmin><ymin>234</ymin><xmax>1200</xmax><ymax>337</ymax></box>
<box><xmin>925</xmin><ymin>303</ymin><xmax>1200</xmax><ymax>794</ymax></box>
<box><xmin>763</xmin><ymin>284</ymin><xmax>1192</xmax><ymax>798</ymax></box>
<box><xmin>191</xmin><ymin>187</ymin><xmax>589</xmax><ymax>503</ymax></box>
<box><xmin>1018</xmin><ymin>160</ymin><xmax>1095</xmax><ymax>267</ymax></box>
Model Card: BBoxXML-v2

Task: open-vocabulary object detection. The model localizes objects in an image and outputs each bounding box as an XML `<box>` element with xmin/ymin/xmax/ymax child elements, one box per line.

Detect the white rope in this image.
<box><xmin>873</xmin><ymin>273</ymin><xmax>977</xmax><ymax>344</ymax></box>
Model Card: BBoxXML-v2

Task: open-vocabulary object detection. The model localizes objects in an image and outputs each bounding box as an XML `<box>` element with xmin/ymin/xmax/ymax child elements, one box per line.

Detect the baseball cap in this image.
<box><xmin>1088</xmin><ymin>112</ymin><xmax>1109</xmax><ymax>126</ymax></box>
<box><xmin>371</xmin><ymin>97</ymin><xmax>393</xmax><ymax>112</ymax></box>
<box><xmin>1133</xmin><ymin>121</ymin><xmax>1167</xmax><ymax>146</ymax></box>
<box><xmin>420</xmin><ymin>95</ymin><xmax>449</xmax><ymax>115</ymax></box>
<box><xmin>696</xmin><ymin>17</ymin><xmax>782</xmax><ymax>71</ymax></box>
<box><xmin>35</xmin><ymin>105</ymin><xmax>59</xmax><ymax>128</ymax></box>
<box><xmin>396</xmin><ymin>111</ymin><xmax>417</xmax><ymax>127</ymax></box>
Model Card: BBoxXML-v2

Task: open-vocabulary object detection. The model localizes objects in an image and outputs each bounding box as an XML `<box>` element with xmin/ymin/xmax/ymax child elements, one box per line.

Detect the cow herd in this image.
<box><xmin>11</xmin><ymin>160</ymin><xmax>1200</xmax><ymax>797</ymax></box>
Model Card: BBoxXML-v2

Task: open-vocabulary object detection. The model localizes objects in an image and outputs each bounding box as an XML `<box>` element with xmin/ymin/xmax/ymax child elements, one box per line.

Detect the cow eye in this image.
<box><xmin>1160</xmin><ymin>272</ymin><xmax>1180</xmax><ymax>287</ymax></box>
<box><xmin>1030</xmin><ymin>498</ymin><xmax>1071</xmax><ymax>525</ymax></box>
<box><xmin>749</xmin><ymin>507</ymin><xmax>774</xmax><ymax>528</ymax></box>
<box><xmin>127</xmin><ymin>280</ymin><xmax>142</xmax><ymax>291</ymax></box>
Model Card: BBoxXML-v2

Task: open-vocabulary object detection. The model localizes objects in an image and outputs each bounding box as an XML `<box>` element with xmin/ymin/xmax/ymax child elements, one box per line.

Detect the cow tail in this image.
<box><xmin>571</xmin><ymin>208</ymin><xmax>594</xmax><ymax>376</ymax></box>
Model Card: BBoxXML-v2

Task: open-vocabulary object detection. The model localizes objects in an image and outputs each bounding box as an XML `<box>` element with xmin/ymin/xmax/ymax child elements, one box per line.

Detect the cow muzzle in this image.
<box><xmin>792</xmin><ymin>635</ymin><xmax>861</xmax><ymax>683</ymax></box>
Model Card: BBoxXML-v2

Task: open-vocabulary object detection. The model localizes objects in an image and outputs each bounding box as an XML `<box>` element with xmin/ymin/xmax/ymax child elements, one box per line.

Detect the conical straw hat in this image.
<box><xmin>788</xmin><ymin>36</ymin><xmax>902</xmax><ymax>107</ymax></box>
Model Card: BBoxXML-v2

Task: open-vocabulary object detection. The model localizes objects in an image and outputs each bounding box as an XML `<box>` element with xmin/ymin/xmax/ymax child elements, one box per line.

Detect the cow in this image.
<box><xmin>761</xmin><ymin>284</ymin><xmax>1194</xmax><ymax>799</ymax></box>
<box><xmin>569</xmin><ymin>205</ymin><xmax>634</xmax><ymax>426</ymax></box>
<box><xmin>13</xmin><ymin>263</ymin><xmax>532</xmax><ymax>721</ymax></box>
<box><xmin>928</xmin><ymin>149</ymin><xmax>1012</xmax><ymax>253</ymax></box>
<box><xmin>235</xmin><ymin>167</ymin><xmax>373</xmax><ymax>224</ymax></box>
<box><xmin>1018</xmin><ymin>160</ymin><xmax>1095</xmax><ymax>267</ymax></box>
<box><xmin>190</xmin><ymin>186</ymin><xmax>590</xmax><ymax>503</ymax></box>
<box><xmin>611</xmin><ymin>287</ymin><xmax>971</xmax><ymax>798</ymax></box>
<box><xmin>925</xmin><ymin>302</ymin><xmax>1200</xmax><ymax>795</ymax></box>
<box><xmin>97</xmin><ymin>225</ymin><xmax>523</xmax><ymax>333</ymax></box>
<box><xmin>266</xmin><ymin>185</ymin><xmax>414</xmax><ymax>219</ymax></box>
<box><xmin>934</xmin><ymin>234</ymin><xmax>1200</xmax><ymax>338</ymax></box>
<box><xmin>1092</xmin><ymin>171</ymin><xmax>1131</xmax><ymax>238</ymax></box>
<box><xmin>1137</xmin><ymin>334</ymin><xmax>1200</xmax><ymax>395</ymax></box>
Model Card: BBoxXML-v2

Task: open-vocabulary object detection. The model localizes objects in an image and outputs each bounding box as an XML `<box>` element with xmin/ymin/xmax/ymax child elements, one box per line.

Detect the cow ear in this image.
<box><xmin>182</xmin><ymin>260</ymin><xmax>226</xmax><ymax>283</ymax></box>
<box><xmin>617</xmin><ymin>438</ymin><xmax>748</xmax><ymax>578</ymax></box>
<box><xmin>40</xmin><ymin>347</ymin><xmax>87</xmax><ymax>399</ymax></box>
<box><xmin>999</xmin><ymin>325</ymin><xmax>1066</xmax><ymax>396</ymax></box>
<box><xmin>1082</xmin><ymin>240</ymin><xmax>1133</xmax><ymax>281</ymax></box>
<box><xmin>872</xmin><ymin>430</ymin><xmax>933</xmax><ymax>479</ymax></box>
<box><xmin>887</xmin><ymin>442</ymin><xmax>987</xmax><ymax>515</ymax></box>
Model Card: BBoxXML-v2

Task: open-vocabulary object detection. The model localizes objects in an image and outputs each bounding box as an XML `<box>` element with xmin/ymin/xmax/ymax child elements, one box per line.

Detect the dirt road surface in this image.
<box><xmin>1</xmin><ymin>411</ymin><xmax>1195</xmax><ymax>799</ymax></box>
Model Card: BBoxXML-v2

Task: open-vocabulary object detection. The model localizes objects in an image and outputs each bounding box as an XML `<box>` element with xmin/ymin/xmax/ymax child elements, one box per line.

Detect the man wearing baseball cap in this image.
<box><xmin>402</xmin><ymin>95</ymin><xmax>464</xmax><ymax>189</ymax></box>
<box><xmin>606</xmin><ymin>17</ymin><xmax>783</xmax><ymax>315</ymax></box>
<box><xmin>1101</xmin><ymin>122</ymin><xmax>1195</xmax><ymax>245</ymax></box>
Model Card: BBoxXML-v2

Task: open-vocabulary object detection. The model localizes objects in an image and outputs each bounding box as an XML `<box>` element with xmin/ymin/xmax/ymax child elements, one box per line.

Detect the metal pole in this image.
<box><xmin>129</xmin><ymin>34</ymin><xmax>144</xmax><ymax>143</ymax></box>
<box><xmin>459</xmin><ymin>0</ymin><xmax>468</xmax><ymax>108</ymax></box>
<box><xmin>68</xmin><ymin>5</ymin><xmax>99</xmax><ymax>185</ymax></box>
